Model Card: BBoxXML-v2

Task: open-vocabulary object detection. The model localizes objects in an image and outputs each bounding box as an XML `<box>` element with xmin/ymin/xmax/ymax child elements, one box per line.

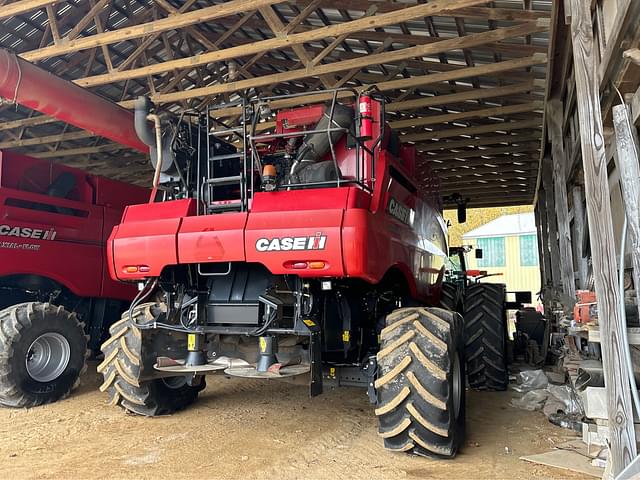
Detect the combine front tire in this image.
<box><xmin>98</xmin><ymin>303</ymin><xmax>203</xmax><ymax>416</ymax></box>
<box><xmin>0</xmin><ymin>302</ymin><xmax>88</xmax><ymax>408</ymax></box>
<box><xmin>464</xmin><ymin>283</ymin><xmax>508</xmax><ymax>391</ymax></box>
<box><xmin>376</xmin><ymin>307</ymin><xmax>465</xmax><ymax>458</ymax></box>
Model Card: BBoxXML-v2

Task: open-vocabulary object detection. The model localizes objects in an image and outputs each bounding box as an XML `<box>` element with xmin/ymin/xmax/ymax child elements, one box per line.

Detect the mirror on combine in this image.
<box><xmin>475</xmin><ymin>248</ymin><xmax>483</xmax><ymax>259</ymax></box>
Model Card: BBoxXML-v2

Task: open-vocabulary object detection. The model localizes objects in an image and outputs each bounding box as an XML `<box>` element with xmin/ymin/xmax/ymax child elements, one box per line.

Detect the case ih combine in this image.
<box><xmin>100</xmin><ymin>90</ymin><xmax>467</xmax><ymax>457</ymax></box>
<box><xmin>0</xmin><ymin>49</ymin><xmax>513</xmax><ymax>459</ymax></box>
<box><xmin>0</xmin><ymin>49</ymin><xmax>148</xmax><ymax>407</ymax></box>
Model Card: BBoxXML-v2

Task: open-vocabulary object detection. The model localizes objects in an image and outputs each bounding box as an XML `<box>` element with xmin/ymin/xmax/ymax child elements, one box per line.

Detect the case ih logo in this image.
<box><xmin>256</xmin><ymin>232</ymin><xmax>327</xmax><ymax>252</ymax></box>
<box><xmin>0</xmin><ymin>224</ymin><xmax>57</xmax><ymax>240</ymax></box>
<box><xmin>387</xmin><ymin>198</ymin><xmax>414</xmax><ymax>226</ymax></box>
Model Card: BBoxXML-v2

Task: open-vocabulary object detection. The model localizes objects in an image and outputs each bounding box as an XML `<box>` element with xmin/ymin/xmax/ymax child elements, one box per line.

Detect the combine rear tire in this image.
<box><xmin>0</xmin><ymin>302</ymin><xmax>88</xmax><ymax>407</ymax></box>
<box><xmin>98</xmin><ymin>303</ymin><xmax>203</xmax><ymax>416</ymax></box>
<box><xmin>376</xmin><ymin>307</ymin><xmax>465</xmax><ymax>458</ymax></box>
<box><xmin>464</xmin><ymin>283</ymin><xmax>508</xmax><ymax>391</ymax></box>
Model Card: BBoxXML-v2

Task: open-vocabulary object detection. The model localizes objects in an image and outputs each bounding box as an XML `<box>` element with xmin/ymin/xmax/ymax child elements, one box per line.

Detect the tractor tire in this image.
<box><xmin>0</xmin><ymin>302</ymin><xmax>88</xmax><ymax>408</ymax></box>
<box><xmin>440</xmin><ymin>281</ymin><xmax>462</xmax><ymax>314</ymax></box>
<box><xmin>375</xmin><ymin>307</ymin><xmax>465</xmax><ymax>458</ymax></box>
<box><xmin>464</xmin><ymin>283</ymin><xmax>508</xmax><ymax>391</ymax></box>
<box><xmin>98</xmin><ymin>303</ymin><xmax>204</xmax><ymax>416</ymax></box>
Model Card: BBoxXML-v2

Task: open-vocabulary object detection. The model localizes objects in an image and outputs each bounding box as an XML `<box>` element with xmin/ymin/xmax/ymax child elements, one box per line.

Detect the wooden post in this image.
<box><xmin>542</xmin><ymin>157</ymin><xmax>562</xmax><ymax>287</ymax></box>
<box><xmin>534</xmin><ymin>202</ymin><xmax>549</xmax><ymax>289</ymax></box>
<box><xmin>569</xmin><ymin>0</ymin><xmax>637</xmax><ymax>473</ymax></box>
<box><xmin>536</xmin><ymin>194</ymin><xmax>553</xmax><ymax>289</ymax></box>
<box><xmin>572</xmin><ymin>186</ymin><xmax>589</xmax><ymax>289</ymax></box>
<box><xmin>612</xmin><ymin>103</ymin><xmax>640</xmax><ymax>326</ymax></box>
<box><xmin>547</xmin><ymin>98</ymin><xmax>577</xmax><ymax>299</ymax></box>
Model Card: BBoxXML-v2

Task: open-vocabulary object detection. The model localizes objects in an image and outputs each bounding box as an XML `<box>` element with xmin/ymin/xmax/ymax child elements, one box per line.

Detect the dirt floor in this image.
<box><xmin>0</xmin><ymin>362</ymin><xmax>585</xmax><ymax>480</ymax></box>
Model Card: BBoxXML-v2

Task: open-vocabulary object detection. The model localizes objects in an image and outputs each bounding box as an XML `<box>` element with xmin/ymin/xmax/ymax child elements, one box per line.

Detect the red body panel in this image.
<box><xmin>109</xmin><ymin>100</ymin><xmax>447</xmax><ymax>304</ymax></box>
<box><xmin>0</xmin><ymin>151</ymin><xmax>148</xmax><ymax>301</ymax></box>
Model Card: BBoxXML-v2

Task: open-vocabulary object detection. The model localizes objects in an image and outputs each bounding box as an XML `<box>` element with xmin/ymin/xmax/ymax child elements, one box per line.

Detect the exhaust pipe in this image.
<box><xmin>134</xmin><ymin>96</ymin><xmax>177</xmax><ymax>178</ymax></box>
<box><xmin>0</xmin><ymin>48</ymin><xmax>148</xmax><ymax>153</ymax></box>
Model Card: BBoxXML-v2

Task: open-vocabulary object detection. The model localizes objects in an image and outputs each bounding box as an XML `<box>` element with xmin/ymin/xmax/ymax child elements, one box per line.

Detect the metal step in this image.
<box><xmin>209</xmin><ymin>152</ymin><xmax>244</xmax><ymax>162</ymax></box>
<box><xmin>210</xmin><ymin>127</ymin><xmax>244</xmax><ymax>136</ymax></box>
<box><xmin>204</xmin><ymin>175</ymin><xmax>241</xmax><ymax>187</ymax></box>
<box><xmin>208</xmin><ymin>202</ymin><xmax>243</xmax><ymax>213</ymax></box>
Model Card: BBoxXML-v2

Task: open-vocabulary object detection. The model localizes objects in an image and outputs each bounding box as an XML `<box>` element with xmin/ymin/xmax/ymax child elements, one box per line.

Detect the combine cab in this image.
<box><xmin>102</xmin><ymin>90</ymin><xmax>465</xmax><ymax>457</ymax></box>
<box><xmin>0</xmin><ymin>151</ymin><xmax>148</xmax><ymax>407</ymax></box>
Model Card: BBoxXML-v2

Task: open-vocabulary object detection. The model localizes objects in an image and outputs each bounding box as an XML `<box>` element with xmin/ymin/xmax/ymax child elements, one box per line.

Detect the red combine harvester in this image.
<box><xmin>0</xmin><ymin>49</ymin><xmax>149</xmax><ymax>407</ymax></box>
<box><xmin>101</xmin><ymin>90</ymin><xmax>466</xmax><ymax>457</ymax></box>
<box><xmin>0</xmin><ymin>152</ymin><xmax>148</xmax><ymax>407</ymax></box>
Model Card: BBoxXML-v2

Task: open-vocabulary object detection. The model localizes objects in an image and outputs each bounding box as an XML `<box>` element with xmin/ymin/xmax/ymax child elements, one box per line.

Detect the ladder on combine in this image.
<box><xmin>199</xmin><ymin>99</ymin><xmax>251</xmax><ymax>215</ymax></box>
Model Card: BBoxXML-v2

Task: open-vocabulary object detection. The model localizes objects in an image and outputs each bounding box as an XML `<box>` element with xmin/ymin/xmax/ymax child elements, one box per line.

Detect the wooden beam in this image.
<box><xmin>45</xmin><ymin>4</ymin><xmax>60</xmax><ymax>44</ymax></box>
<box><xmin>0</xmin><ymin>0</ymin><xmax>61</xmax><ymax>20</ymax></box>
<box><xmin>389</xmin><ymin>101</ymin><xmax>543</xmax><ymax>129</ymax></box>
<box><xmin>292</xmin><ymin>1</ymin><xmax>549</xmax><ymax>21</ymax></box>
<box><xmin>612</xmin><ymin>102</ymin><xmax>640</xmax><ymax>348</ymax></box>
<box><xmin>76</xmin><ymin>0</ymin><xmax>497</xmax><ymax>88</ymax></box>
<box><xmin>0</xmin><ymin>115</ymin><xmax>57</xmax><ymax>131</ymax></box>
<box><xmin>536</xmin><ymin>189</ymin><xmax>553</xmax><ymax>288</ymax></box>
<box><xmin>64</xmin><ymin>0</ymin><xmax>110</xmax><ymax>42</ymax></box>
<box><xmin>542</xmin><ymin>157</ymin><xmax>561</xmax><ymax>287</ymax></box>
<box><xmin>440</xmin><ymin>172</ymin><xmax>538</xmax><ymax>185</ymax></box>
<box><xmin>424</xmin><ymin>143</ymin><xmax>540</xmax><ymax>162</ymax></box>
<box><xmin>440</xmin><ymin>184</ymin><xmax>533</xmax><ymax>195</ymax></box>
<box><xmin>387</xmin><ymin>81</ymin><xmax>539</xmax><ymax>112</ymax></box>
<box><xmin>417</xmin><ymin>133</ymin><xmax>541</xmax><ymax>152</ymax></box>
<box><xmin>424</xmin><ymin>144</ymin><xmax>539</xmax><ymax>162</ymax></box>
<box><xmin>258</xmin><ymin>5</ymin><xmax>334</xmax><ymax>88</ymax></box>
<box><xmin>571</xmin><ymin>186</ymin><xmax>588</xmax><ymax>289</ymax></box>
<box><xmin>547</xmin><ymin>98</ymin><xmax>576</xmax><ymax>298</ymax></box>
<box><xmin>30</xmin><ymin>143</ymin><xmax>121</xmax><ymax>158</ymax></box>
<box><xmin>159</xmin><ymin>54</ymin><xmax>546</xmax><ymax>117</ymax></box>
<box><xmin>21</xmin><ymin>0</ymin><xmax>285</xmax><ymax>61</ymax></box>
<box><xmin>0</xmin><ymin>130</ymin><xmax>93</xmax><ymax>149</ymax></box>
<box><xmin>401</xmin><ymin>118</ymin><xmax>541</xmax><ymax>142</ymax></box>
<box><xmin>430</xmin><ymin>155</ymin><xmax>538</xmax><ymax>170</ymax></box>
<box><xmin>570</xmin><ymin>0</ymin><xmax>637</xmax><ymax>473</ymax></box>
<box><xmin>142</xmin><ymin>20</ymin><xmax>548</xmax><ymax>106</ymax></box>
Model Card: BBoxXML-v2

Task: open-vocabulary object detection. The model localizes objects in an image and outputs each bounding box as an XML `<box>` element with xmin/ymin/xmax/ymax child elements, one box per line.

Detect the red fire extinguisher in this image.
<box><xmin>358</xmin><ymin>94</ymin><xmax>373</xmax><ymax>140</ymax></box>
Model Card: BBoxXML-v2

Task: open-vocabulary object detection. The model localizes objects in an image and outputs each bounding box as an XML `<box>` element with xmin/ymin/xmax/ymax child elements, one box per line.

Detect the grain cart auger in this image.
<box><xmin>101</xmin><ymin>90</ymin><xmax>465</xmax><ymax>457</ymax></box>
<box><xmin>0</xmin><ymin>49</ymin><xmax>149</xmax><ymax>407</ymax></box>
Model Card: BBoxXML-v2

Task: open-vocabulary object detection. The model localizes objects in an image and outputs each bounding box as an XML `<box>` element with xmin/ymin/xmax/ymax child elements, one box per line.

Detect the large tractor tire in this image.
<box><xmin>98</xmin><ymin>303</ymin><xmax>204</xmax><ymax>416</ymax></box>
<box><xmin>0</xmin><ymin>302</ymin><xmax>88</xmax><ymax>408</ymax></box>
<box><xmin>464</xmin><ymin>283</ymin><xmax>508</xmax><ymax>391</ymax></box>
<box><xmin>375</xmin><ymin>307</ymin><xmax>465</xmax><ymax>458</ymax></box>
<box><xmin>440</xmin><ymin>281</ymin><xmax>462</xmax><ymax>314</ymax></box>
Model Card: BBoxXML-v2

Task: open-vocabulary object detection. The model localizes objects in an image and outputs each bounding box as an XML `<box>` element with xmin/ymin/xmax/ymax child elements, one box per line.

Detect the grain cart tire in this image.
<box><xmin>376</xmin><ymin>307</ymin><xmax>465</xmax><ymax>458</ymax></box>
<box><xmin>440</xmin><ymin>281</ymin><xmax>462</xmax><ymax>314</ymax></box>
<box><xmin>0</xmin><ymin>302</ymin><xmax>88</xmax><ymax>408</ymax></box>
<box><xmin>464</xmin><ymin>283</ymin><xmax>508</xmax><ymax>391</ymax></box>
<box><xmin>98</xmin><ymin>303</ymin><xmax>204</xmax><ymax>416</ymax></box>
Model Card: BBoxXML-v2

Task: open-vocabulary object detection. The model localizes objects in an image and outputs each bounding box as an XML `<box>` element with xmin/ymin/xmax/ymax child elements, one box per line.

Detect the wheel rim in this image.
<box><xmin>25</xmin><ymin>332</ymin><xmax>71</xmax><ymax>383</ymax></box>
<box><xmin>452</xmin><ymin>352</ymin><xmax>462</xmax><ymax>420</ymax></box>
<box><xmin>162</xmin><ymin>376</ymin><xmax>187</xmax><ymax>389</ymax></box>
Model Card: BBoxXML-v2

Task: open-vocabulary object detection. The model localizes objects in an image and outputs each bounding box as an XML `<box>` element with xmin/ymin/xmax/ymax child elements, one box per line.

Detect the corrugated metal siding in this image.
<box><xmin>466</xmin><ymin>235</ymin><xmax>541</xmax><ymax>304</ymax></box>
